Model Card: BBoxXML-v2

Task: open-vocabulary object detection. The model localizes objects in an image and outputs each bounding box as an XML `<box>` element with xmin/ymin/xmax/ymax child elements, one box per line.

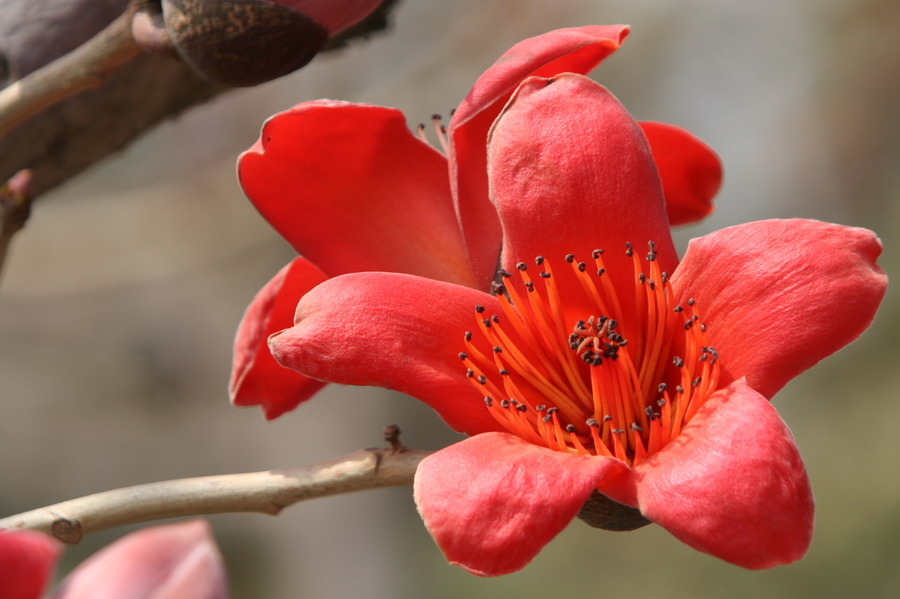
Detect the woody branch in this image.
<box><xmin>0</xmin><ymin>445</ymin><xmax>430</xmax><ymax>544</ymax></box>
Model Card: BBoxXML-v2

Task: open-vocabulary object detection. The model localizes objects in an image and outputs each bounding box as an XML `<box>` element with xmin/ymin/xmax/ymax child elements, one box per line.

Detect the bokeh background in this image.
<box><xmin>2</xmin><ymin>0</ymin><xmax>899</xmax><ymax>596</ymax></box>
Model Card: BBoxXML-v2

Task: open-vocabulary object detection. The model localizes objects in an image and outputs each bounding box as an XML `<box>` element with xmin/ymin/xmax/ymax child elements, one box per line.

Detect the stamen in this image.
<box><xmin>432</xmin><ymin>114</ymin><xmax>449</xmax><ymax>154</ymax></box>
<box><xmin>416</xmin><ymin>114</ymin><xmax>450</xmax><ymax>153</ymax></box>
<box><xmin>461</xmin><ymin>244</ymin><xmax>721</xmax><ymax>465</ymax></box>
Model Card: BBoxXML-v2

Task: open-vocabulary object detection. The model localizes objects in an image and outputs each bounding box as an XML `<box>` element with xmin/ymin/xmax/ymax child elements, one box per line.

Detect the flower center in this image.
<box><xmin>459</xmin><ymin>242</ymin><xmax>721</xmax><ymax>466</ymax></box>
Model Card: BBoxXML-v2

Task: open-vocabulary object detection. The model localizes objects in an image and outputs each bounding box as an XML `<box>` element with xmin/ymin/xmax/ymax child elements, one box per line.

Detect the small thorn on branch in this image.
<box><xmin>383</xmin><ymin>424</ymin><xmax>405</xmax><ymax>453</ymax></box>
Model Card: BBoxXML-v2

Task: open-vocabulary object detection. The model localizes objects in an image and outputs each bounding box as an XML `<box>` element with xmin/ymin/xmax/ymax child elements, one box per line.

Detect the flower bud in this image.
<box><xmin>158</xmin><ymin>0</ymin><xmax>382</xmax><ymax>87</ymax></box>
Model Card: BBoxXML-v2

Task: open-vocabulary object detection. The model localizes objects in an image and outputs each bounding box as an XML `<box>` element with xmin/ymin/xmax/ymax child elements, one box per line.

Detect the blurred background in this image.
<box><xmin>1</xmin><ymin>0</ymin><xmax>898</xmax><ymax>596</ymax></box>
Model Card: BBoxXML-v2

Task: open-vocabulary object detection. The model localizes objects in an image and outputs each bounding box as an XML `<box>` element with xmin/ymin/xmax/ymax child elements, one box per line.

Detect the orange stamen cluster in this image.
<box><xmin>459</xmin><ymin>242</ymin><xmax>721</xmax><ymax>466</ymax></box>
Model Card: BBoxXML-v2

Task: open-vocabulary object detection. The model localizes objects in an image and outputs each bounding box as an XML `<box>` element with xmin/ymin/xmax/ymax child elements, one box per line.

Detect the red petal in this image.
<box><xmin>268</xmin><ymin>272</ymin><xmax>501</xmax><ymax>435</ymax></box>
<box><xmin>0</xmin><ymin>530</ymin><xmax>61</xmax><ymax>599</ymax></box>
<box><xmin>51</xmin><ymin>521</ymin><xmax>228</xmax><ymax>599</ymax></box>
<box><xmin>673</xmin><ymin>219</ymin><xmax>886</xmax><ymax>398</ymax></box>
<box><xmin>239</xmin><ymin>101</ymin><xmax>475</xmax><ymax>286</ymax></box>
<box><xmin>275</xmin><ymin>0</ymin><xmax>382</xmax><ymax>34</ymax></box>
<box><xmin>639</xmin><ymin>121</ymin><xmax>722</xmax><ymax>225</ymax></box>
<box><xmin>488</xmin><ymin>74</ymin><xmax>675</xmax><ymax>314</ymax></box>
<box><xmin>414</xmin><ymin>432</ymin><xmax>630</xmax><ymax>576</ymax></box>
<box><xmin>635</xmin><ymin>379</ymin><xmax>814</xmax><ymax>569</ymax></box>
<box><xmin>230</xmin><ymin>258</ymin><xmax>328</xmax><ymax>420</ymax></box>
<box><xmin>450</xmin><ymin>25</ymin><xmax>631</xmax><ymax>289</ymax></box>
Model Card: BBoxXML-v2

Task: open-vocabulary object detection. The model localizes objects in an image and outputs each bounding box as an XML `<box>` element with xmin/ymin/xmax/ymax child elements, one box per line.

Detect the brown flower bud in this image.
<box><xmin>160</xmin><ymin>0</ymin><xmax>328</xmax><ymax>87</ymax></box>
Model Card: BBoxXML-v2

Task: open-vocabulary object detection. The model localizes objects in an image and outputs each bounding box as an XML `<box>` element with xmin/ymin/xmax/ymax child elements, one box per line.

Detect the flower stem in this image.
<box><xmin>0</xmin><ymin>448</ymin><xmax>431</xmax><ymax>544</ymax></box>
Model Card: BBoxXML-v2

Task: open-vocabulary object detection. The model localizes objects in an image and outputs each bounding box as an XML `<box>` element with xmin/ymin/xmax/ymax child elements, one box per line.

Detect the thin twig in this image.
<box><xmin>0</xmin><ymin>448</ymin><xmax>431</xmax><ymax>544</ymax></box>
<box><xmin>0</xmin><ymin>5</ymin><xmax>140</xmax><ymax>138</ymax></box>
<box><xmin>0</xmin><ymin>169</ymin><xmax>32</xmax><ymax>282</ymax></box>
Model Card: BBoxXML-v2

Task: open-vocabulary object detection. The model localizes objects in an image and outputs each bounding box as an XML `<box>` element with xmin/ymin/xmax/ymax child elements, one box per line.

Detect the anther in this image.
<box><xmin>477</xmin><ymin>375</ymin><xmax>486</xmax><ymax>385</ymax></box>
<box><xmin>500</xmin><ymin>399</ymin><xmax>510</xmax><ymax>408</ymax></box>
<box><xmin>592</xmin><ymin>249</ymin><xmax>604</xmax><ymax>258</ymax></box>
<box><xmin>475</xmin><ymin>305</ymin><xmax>485</xmax><ymax>313</ymax></box>
<box><xmin>565</xmin><ymin>254</ymin><xmax>575</xmax><ymax>263</ymax></box>
<box><xmin>458</xmin><ymin>352</ymin><xmax>467</xmax><ymax>360</ymax></box>
<box><xmin>499</xmin><ymin>369</ymin><xmax>509</xmax><ymax>375</ymax></box>
<box><xmin>492</xmin><ymin>346</ymin><xmax>502</xmax><ymax>353</ymax></box>
<box><xmin>688</xmin><ymin>298</ymin><xmax>696</xmax><ymax>306</ymax></box>
<box><xmin>673</xmin><ymin>356</ymin><xmax>684</xmax><ymax>368</ymax></box>
<box><xmin>535</xmin><ymin>256</ymin><xmax>545</xmax><ymax>265</ymax></box>
<box><xmin>464</xmin><ymin>331</ymin><xmax>472</xmax><ymax>341</ymax></box>
<box><xmin>578</xmin><ymin>262</ymin><xmax>586</xmax><ymax>272</ymax></box>
<box><xmin>516</xmin><ymin>262</ymin><xmax>527</xmax><ymax>271</ymax></box>
<box><xmin>466</xmin><ymin>369</ymin><xmax>474</xmax><ymax>377</ymax></box>
<box><xmin>516</xmin><ymin>404</ymin><xmax>528</xmax><ymax>412</ymax></box>
<box><xmin>625</xmin><ymin>242</ymin><xmax>633</xmax><ymax>257</ymax></box>
<box><xmin>539</xmin><ymin>272</ymin><xmax>551</xmax><ymax>279</ymax></box>
<box><xmin>484</xmin><ymin>397</ymin><xmax>493</xmax><ymax>406</ymax></box>
<box><xmin>566</xmin><ymin>424</ymin><xmax>577</xmax><ymax>433</ymax></box>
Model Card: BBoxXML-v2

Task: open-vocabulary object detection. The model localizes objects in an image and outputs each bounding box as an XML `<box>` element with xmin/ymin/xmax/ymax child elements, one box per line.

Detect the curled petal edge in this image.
<box><xmin>230</xmin><ymin>257</ymin><xmax>328</xmax><ymax>420</ymax></box>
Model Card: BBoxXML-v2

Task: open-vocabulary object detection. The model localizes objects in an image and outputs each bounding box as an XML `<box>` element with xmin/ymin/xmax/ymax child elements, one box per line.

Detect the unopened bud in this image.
<box><xmin>154</xmin><ymin>0</ymin><xmax>383</xmax><ymax>87</ymax></box>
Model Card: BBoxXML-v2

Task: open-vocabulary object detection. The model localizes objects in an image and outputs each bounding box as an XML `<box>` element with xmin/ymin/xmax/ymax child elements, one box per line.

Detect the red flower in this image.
<box><xmin>231</xmin><ymin>25</ymin><xmax>722</xmax><ymax>418</ymax></box>
<box><xmin>231</xmin><ymin>26</ymin><xmax>886</xmax><ymax>575</ymax></box>
<box><xmin>0</xmin><ymin>521</ymin><xmax>229</xmax><ymax>598</ymax></box>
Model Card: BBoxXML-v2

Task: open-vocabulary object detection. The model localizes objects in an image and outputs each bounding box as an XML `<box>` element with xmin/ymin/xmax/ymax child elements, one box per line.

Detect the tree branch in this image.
<box><xmin>0</xmin><ymin>169</ymin><xmax>32</xmax><ymax>281</ymax></box>
<box><xmin>0</xmin><ymin>5</ymin><xmax>140</xmax><ymax>138</ymax></box>
<box><xmin>0</xmin><ymin>447</ymin><xmax>430</xmax><ymax>544</ymax></box>
<box><xmin>0</xmin><ymin>0</ymin><xmax>401</xmax><ymax>197</ymax></box>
